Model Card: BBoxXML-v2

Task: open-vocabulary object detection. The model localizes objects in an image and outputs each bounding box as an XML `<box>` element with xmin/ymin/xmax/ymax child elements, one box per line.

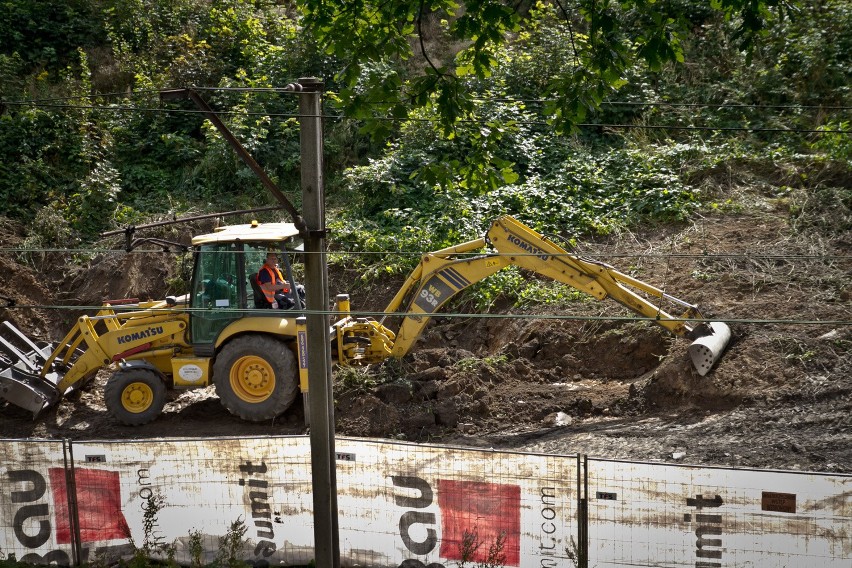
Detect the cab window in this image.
<box><xmin>191</xmin><ymin>243</ymin><xmax>241</xmax><ymax>310</ymax></box>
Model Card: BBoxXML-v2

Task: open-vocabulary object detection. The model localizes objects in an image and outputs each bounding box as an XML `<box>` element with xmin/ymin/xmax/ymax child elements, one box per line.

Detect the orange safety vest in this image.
<box><xmin>257</xmin><ymin>265</ymin><xmax>289</xmax><ymax>304</ymax></box>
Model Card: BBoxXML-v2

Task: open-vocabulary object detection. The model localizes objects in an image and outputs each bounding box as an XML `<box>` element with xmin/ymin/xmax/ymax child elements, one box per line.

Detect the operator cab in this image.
<box><xmin>188</xmin><ymin>221</ymin><xmax>304</xmax><ymax>349</ymax></box>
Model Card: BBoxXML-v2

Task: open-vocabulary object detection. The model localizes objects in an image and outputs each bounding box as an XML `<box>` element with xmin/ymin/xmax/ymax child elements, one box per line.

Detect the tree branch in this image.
<box><xmin>553</xmin><ymin>0</ymin><xmax>581</xmax><ymax>68</ymax></box>
<box><xmin>418</xmin><ymin>0</ymin><xmax>449</xmax><ymax>78</ymax></box>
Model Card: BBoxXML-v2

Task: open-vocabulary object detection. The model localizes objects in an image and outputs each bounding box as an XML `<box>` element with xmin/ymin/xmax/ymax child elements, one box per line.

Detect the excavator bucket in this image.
<box><xmin>687</xmin><ymin>321</ymin><xmax>731</xmax><ymax>376</ymax></box>
<box><xmin>0</xmin><ymin>321</ymin><xmax>62</xmax><ymax>417</ymax></box>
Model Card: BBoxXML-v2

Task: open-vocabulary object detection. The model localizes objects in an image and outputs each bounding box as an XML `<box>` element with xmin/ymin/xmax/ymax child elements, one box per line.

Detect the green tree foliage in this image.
<box><xmin>0</xmin><ymin>105</ymin><xmax>84</xmax><ymax>218</ymax></box>
<box><xmin>328</xmin><ymin>0</ymin><xmax>848</xmax><ymax>278</ymax></box>
<box><xmin>298</xmin><ymin>0</ymin><xmax>804</xmax><ymax>213</ymax></box>
<box><xmin>0</xmin><ymin>0</ymin><xmax>333</xmax><ymax>240</ymax></box>
<box><xmin>0</xmin><ymin>0</ymin><xmax>847</xmax><ymax>258</ymax></box>
<box><xmin>0</xmin><ymin>0</ymin><xmax>104</xmax><ymax>72</ymax></box>
<box><xmin>300</xmin><ymin>0</ymin><xmax>797</xmax><ymax>132</ymax></box>
<box><xmin>99</xmin><ymin>0</ymin><xmax>337</xmax><ymax>214</ymax></box>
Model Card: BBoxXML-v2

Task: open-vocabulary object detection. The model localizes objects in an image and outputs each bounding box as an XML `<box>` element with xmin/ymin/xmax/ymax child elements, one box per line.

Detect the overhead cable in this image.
<box><xmin>1</xmin><ymin>100</ymin><xmax>848</xmax><ymax>134</ymax></box>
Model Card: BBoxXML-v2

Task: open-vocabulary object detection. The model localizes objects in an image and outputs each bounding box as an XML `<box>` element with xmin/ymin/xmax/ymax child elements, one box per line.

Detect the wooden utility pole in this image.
<box><xmin>297</xmin><ymin>77</ymin><xmax>340</xmax><ymax>568</ymax></box>
<box><xmin>159</xmin><ymin>83</ymin><xmax>339</xmax><ymax>566</ymax></box>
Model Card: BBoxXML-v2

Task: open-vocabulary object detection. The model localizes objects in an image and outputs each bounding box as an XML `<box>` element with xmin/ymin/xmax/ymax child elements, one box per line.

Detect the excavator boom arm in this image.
<box><xmin>339</xmin><ymin>215</ymin><xmax>729</xmax><ymax>375</ymax></box>
<box><xmin>389</xmin><ymin>252</ymin><xmax>510</xmax><ymax>357</ymax></box>
<box><xmin>487</xmin><ymin>216</ymin><xmax>698</xmax><ymax>336</ymax></box>
<box><xmin>380</xmin><ymin>237</ymin><xmax>487</xmax><ymax>319</ymax></box>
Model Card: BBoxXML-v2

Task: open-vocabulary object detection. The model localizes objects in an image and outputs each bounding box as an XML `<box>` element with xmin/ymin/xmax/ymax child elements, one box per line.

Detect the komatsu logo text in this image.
<box><xmin>507</xmin><ymin>234</ymin><xmax>549</xmax><ymax>260</ymax></box>
<box><xmin>117</xmin><ymin>326</ymin><xmax>164</xmax><ymax>345</ymax></box>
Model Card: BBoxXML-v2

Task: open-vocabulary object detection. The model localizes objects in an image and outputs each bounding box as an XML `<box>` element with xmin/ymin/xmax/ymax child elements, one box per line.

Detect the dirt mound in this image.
<box><xmin>0</xmin><ymin>218</ymin><xmax>55</xmax><ymax>338</ymax></box>
<box><xmin>0</xmin><ymin>209</ymin><xmax>849</xmax><ymax>473</ymax></box>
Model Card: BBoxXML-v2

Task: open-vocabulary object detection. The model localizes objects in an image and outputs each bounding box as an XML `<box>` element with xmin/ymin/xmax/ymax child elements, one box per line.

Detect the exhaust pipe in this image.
<box><xmin>687</xmin><ymin>321</ymin><xmax>731</xmax><ymax>376</ymax></box>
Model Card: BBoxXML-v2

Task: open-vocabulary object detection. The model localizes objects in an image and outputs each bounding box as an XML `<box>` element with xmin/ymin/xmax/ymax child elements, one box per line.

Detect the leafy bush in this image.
<box><xmin>810</xmin><ymin>122</ymin><xmax>852</xmax><ymax>164</ymax></box>
<box><xmin>0</xmin><ymin>0</ymin><xmax>104</xmax><ymax>72</ymax></box>
<box><xmin>0</xmin><ymin>106</ymin><xmax>86</xmax><ymax>221</ymax></box>
<box><xmin>19</xmin><ymin>205</ymin><xmax>77</xmax><ymax>269</ymax></box>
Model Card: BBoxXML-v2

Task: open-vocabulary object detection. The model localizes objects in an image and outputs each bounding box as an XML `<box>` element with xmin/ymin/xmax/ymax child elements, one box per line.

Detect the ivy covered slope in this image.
<box><xmin>0</xmin><ymin>0</ymin><xmax>848</xmax><ymax>274</ymax></box>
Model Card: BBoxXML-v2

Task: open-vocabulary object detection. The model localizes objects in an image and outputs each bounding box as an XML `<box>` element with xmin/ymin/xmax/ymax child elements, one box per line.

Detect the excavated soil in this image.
<box><xmin>0</xmin><ymin>200</ymin><xmax>850</xmax><ymax>474</ymax></box>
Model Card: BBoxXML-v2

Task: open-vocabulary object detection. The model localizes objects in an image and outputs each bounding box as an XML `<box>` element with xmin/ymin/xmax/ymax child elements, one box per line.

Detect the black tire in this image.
<box><xmin>104</xmin><ymin>369</ymin><xmax>167</xmax><ymax>426</ymax></box>
<box><xmin>213</xmin><ymin>334</ymin><xmax>298</xmax><ymax>422</ymax></box>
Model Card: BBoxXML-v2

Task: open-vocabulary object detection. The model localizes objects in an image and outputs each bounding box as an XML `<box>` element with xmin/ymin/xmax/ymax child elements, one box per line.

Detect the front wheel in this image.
<box><xmin>213</xmin><ymin>335</ymin><xmax>298</xmax><ymax>422</ymax></box>
<box><xmin>104</xmin><ymin>369</ymin><xmax>167</xmax><ymax>426</ymax></box>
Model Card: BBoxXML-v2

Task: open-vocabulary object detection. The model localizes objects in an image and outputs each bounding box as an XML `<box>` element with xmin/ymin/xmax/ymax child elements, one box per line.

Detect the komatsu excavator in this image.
<box><xmin>0</xmin><ymin>215</ymin><xmax>730</xmax><ymax>426</ymax></box>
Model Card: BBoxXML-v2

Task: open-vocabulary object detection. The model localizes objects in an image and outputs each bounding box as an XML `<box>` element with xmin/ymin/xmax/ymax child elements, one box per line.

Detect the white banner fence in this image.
<box><xmin>1</xmin><ymin>436</ymin><xmax>849</xmax><ymax>567</ymax></box>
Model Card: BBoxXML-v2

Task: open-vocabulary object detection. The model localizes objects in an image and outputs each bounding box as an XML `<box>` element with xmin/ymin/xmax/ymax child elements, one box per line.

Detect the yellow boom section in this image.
<box><xmin>45</xmin><ymin>303</ymin><xmax>190</xmax><ymax>393</ymax></box>
<box><xmin>488</xmin><ymin>216</ymin><xmax>701</xmax><ymax>336</ymax></box>
<box><xmin>336</xmin><ymin>215</ymin><xmax>714</xmax><ymax>365</ymax></box>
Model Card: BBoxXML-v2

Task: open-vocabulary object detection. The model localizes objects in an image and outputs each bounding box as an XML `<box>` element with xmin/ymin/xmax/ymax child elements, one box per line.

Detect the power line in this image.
<box><xmin>0</xmin><ymin>89</ymin><xmax>164</xmax><ymax>103</ymax></box>
<box><xmin>1</xmin><ymin>303</ymin><xmax>850</xmax><ymax>327</ymax></box>
<box><xmin>3</xmin><ymin>100</ymin><xmax>849</xmax><ymax>134</ymax></box>
<box><xmin>0</xmin><ymin>247</ymin><xmax>849</xmax><ymax>261</ymax></box>
<box><xmin>1</xmin><ymin>100</ymin><xmax>306</xmax><ymax>121</ymax></box>
<box><xmin>6</xmin><ymin>89</ymin><xmax>851</xmax><ymax>112</ymax></box>
<box><xmin>482</xmin><ymin>97</ymin><xmax>852</xmax><ymax>111</ymax></box>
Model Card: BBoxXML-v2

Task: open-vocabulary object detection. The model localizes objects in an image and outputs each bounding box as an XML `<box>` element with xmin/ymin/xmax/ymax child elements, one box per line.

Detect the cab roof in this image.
<box><xmin>191</xmin><ymin>221</ymin><xmax>301</xmax><ymax>246</ymax></box>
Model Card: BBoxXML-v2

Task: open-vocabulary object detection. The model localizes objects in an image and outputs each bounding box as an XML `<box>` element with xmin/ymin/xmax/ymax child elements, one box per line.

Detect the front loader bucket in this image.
<box><xmin>0</xmin><ymin>320</ymin><xmax>63</xmax><ymax>417</ymax></box>
<box><xmin>0</xmin><ymin>366</ymin><xmax>61</xmax><ymax>417</ymax></box>
<box><xmin>687</xmin><ymin>321</ymin><xmax>731</xmax><ymax>376</ymax></box>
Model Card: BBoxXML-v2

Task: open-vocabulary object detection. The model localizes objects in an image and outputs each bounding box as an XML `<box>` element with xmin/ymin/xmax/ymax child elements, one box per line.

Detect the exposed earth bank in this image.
<box><xmin>1</xmin><ymin>205</ymin><xmax>849</xmax><ymax>474</ymax></box>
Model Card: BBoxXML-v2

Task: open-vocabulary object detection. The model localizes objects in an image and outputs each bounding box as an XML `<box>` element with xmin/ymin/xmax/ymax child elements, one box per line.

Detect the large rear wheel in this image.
<box><xmin>104</xmin><ymin>369</ymin><xmax>167</xmax><ymax>426</ymax></box>
<box><xmin>213</xmin><ymin>335</ymin><xmax>298</xmax><ymax>421</ymax></box>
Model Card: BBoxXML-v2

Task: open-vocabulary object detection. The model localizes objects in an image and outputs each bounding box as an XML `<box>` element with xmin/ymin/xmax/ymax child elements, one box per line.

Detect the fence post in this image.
<box><xmin>576</xmin><ymin>454</ymin><xmax>589</xmax><ymax>568</ymax></box>
<box><xmin>64</xmin><ymin>440</ymin><xmax>82</xmax><ymax>566</ymax></box>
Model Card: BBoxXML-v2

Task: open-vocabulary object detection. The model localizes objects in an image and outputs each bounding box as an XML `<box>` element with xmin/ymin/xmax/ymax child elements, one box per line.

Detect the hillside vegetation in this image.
<box><xmin>0</xmin><ymin>1</ymin><xmax>849</xmax><ymax>473</ymax></box>
<box><xmin>0</xmin><ymin>1</ymin><xmax>847</xmax><ymax>250</ymax></box>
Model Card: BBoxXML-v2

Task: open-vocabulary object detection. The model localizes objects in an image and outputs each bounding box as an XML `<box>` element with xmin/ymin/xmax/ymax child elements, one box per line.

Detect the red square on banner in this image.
<box><xmin>438</xmin><ymin>479</ymin><xmax>520</xmax><ymax>566</ymax></box>
<box><xmin>49</xmin><ymin>468</ymin><xmax>130</xmax><ymax>544</ymax></box>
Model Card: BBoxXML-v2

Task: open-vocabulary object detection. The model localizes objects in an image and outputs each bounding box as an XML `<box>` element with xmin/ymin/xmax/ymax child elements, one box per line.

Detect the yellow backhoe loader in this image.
<box><xmin>0</xmin><ymin>216</ymin><xmax>730</xmax><ymax>426</ymax></box>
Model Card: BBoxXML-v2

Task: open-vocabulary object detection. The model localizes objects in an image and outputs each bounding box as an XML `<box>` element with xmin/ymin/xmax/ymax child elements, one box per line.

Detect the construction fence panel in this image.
<box><xmin>3</xmin><ymin>437</ymin><xmax>850</xmax><ymax>567</ymax></box>
<box><xmin>62</xmin><ymin>436</ymin><xmax>315</xmax><ymax>567</ymax></box>
<box><xmin>0</xmin><ymin>437</ymin><xmax>579</xmax><ymax>568</ymax></box>
<box><xmin>0</xmin><ymin>439</ymin><xmax>72</xmax><ymax>565</ymax></box>
<box><xmin>332</xmin><ymin>439</ymin><xmax>578</xmax><ymax>568</ymax></box>
<box><xmin>587</xmin><ymin>458</ymin><xmax>851</xmax><ymax>567</ymax></box>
